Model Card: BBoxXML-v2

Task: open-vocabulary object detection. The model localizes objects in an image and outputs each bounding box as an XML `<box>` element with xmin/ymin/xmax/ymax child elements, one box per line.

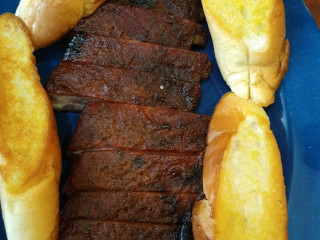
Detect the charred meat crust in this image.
<box><xmin>61</xmin><ymin>191</ymin><xmax>197</xmax><ymax>224</ymax></box>
<box><xmin>46</xmin><ymin>62</ymin><xmax>201</xmax><ymax>112</ymax></box>
<box><xmin>73</xmin><ymin>4</ymin><xmax>207</xmax><ymax>49</ymax></box>
<box><xmin>58</xmin><ymin>1</ymin><xmax>208</xmax><ymax>238</ymax></box>
<box><xmin>64</xmin><ymin>34</ymin><xmax>211</xmax><ymax>81</ymax></box>
<box><xmin>63</xmin><ymin>150</ymin><xmax>203</xmax><ymax>194</ymax></box>
<box><xmin>59</xmin><ymin>219</ymin><xmax>182</xmax><ymax>240</ymax></box>
<box><xmin>68</xmin><ymin>102</ymin><xmax>210</xmax><ymax>153</ymax></box>
<box><xmin>109</xmin><ymin>0</ymin><xmax>205</xmax><ymax>23</ymax></box>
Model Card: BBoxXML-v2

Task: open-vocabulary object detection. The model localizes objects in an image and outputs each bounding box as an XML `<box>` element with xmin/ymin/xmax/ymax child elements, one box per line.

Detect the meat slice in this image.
<box><xmin>63</xmin><ymin>150</ymin><xmax>203</xmax><ymax>194</ymax></box>
<box><xmin>63</xmin><ymin>34</ymin><xmax>211</xmax><ymax>81</ymax></box>
<box><xmin>59</xmin><ymin>220</ymin><xmax>180</xmax><ymax>240</ymax></box>
<box><xmin>69</xmin><ymin>102</ymin><xmax>210</xmax><ymax>153</ymax></box>
<box><xmin>46</xmin><ymin>62</ymin><xmax>201</xmax><ymax>112</ymax></box>
<box><xmin>59</xmin><ymin>220</ymin><xmax>188</xmax><ymax>240</ymax></box>
<box><xmin>61</xmin><ymin>191</ymin><xmax>196</xmax><ymax>224</ymax></box>
<box><xmin>109</xmin><ymin>0</ymin><xmax>205</xmax><ymax>23</ymax></box>
<box><xmin>73</xmin><ymin>4</ymin><xmax>207</xmax><ymax>49</ymax></box>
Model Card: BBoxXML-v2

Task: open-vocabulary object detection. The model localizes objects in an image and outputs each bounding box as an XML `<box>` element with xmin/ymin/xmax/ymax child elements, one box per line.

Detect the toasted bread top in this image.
<box><xmin>205</xmin><ymin>0</ymin><xmax>274</xmax><ymax>40</ymax></box>
<box><xmin>203</xmin><ymin>92</ymin><xmax>269</xmax><ymax>206</ymax></box>
<box><xmin>0</xmin><ymin>13</ymin><xmax>60</xmax><ymax>191</ymax></box>
<box><xmin>202</xmin><ymin>92</ymin><xmax>287</xmax><ymax>239</ymax></box>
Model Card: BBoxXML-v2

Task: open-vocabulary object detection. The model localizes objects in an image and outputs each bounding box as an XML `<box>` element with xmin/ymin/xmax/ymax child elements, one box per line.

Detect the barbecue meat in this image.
<box><xmin>61</xmin><ymin>191</ymin><xmax>196</xmax><ymax>224</ymax></box>
<box><xmin>63</xmin><ymin>150</ymin><xmax>203</xmax><ymax>194</ymax></box>
<box><xmin>46</xmin><ymin>62</ymin><xmax>201</xmax><ymax>112</ymax></box>
<box><xmin>69</xmin><ymin>102</ymin><xmax>210</xmax><ymax>153</ymax></box>
<box><xmin>57</xmin><ymin>0</ymin><xmax>209</xmax><ymax>238</ymax></box>
<box><xmin>64</xmin><ymin>34</ymin><xmax>211</xmax><ymax>81</ymax></box>
<box><xmin>60</xmin><ymin>220</ymin><xmax>186</xmax><ymax>240</ymax></box>
<box><xmin>73</xmin><ymin>4</ymin><xmax>207</xmax><ymax>49</ymax></box>
<box><xmin>109</xmin><ymin>0</ymin><xmax>205</xmax><ymax>23</ymax></box>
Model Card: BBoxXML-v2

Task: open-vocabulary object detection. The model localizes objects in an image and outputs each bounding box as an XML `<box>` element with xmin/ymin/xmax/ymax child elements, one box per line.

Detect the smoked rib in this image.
<box><xmin>46</xmin><ymin>62</ymin><xmax>201</xmax><ymax>112</ymax></box>
<box><xmin>68</xmin><ymin>102</ymin><xmax>210</xmax><ymax>153</ymax></box>
<box><xmin>61</xmin><ymin>191</ymin><xmax>197</xmax><ymax>224</ymax></box>
<box><xmin>63</xmin><ymin>34</ymin><xmax>211</xmax><ymax>81</ymax></box>
<box><xmin>73</xmin><ymin>4</ymin><xmax>207</xmax><ymax>49</ymax></box>
<box><xmin>63</xmin><ymin>150</ymin><xmax>203</xmax><ymax>194</ymax></box>
<box><xmin>109</xmin><ymin>0</ymin><xmax>205</xmax><ymax>23</ymax></box>
<box><xmin>59</xmin><ymin>220</ymin><xmax>188</xmax><ymax>240</ymax></box>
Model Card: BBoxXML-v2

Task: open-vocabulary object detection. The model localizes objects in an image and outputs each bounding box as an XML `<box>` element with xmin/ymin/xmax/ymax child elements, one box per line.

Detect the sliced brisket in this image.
<box><xmin>109</xmin><ymin>0</ymin><xmax>205</xmax><ymax>23</ymax></box>
<box><xmin>61</xmin><ymin>191</ymin><xmax>196</xmax><ymax>224</ymax></box>
<box><xmin>68</xmin><ymin>102</ymin><xmax>210</xmax><ymax>153</ymax></box>
<box><xmin>58</xmin><ymin>0</ymin><xmax>209</xmax><ymax>237</ymax></box>
<box><xmin>60</xmin><ymin>220</ymin><xmax>181</xmax><ymax>240</ymax></box>
<box><xmin>73</xmin><ymin>4</ymin><xmax>206</xmax><ymax>49</ymax></box>
<box><xmin>63</xmin><ymin>150</ymin><xmax>203</xmax><ymax>194</ymax></box>
<box><xmin>63</xmin><ymin>34</ymin><xmax>211</xmax><ymax>81</ymax></box>
<box><xmin>46</xmin><ymin>62</ymin><xmax>201</xmax><ymax>112</ymax></box>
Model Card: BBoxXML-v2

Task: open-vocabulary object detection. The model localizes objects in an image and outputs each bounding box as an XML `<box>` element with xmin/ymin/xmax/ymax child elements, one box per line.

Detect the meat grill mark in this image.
<box><xmin>61</xmin><ymin>191</ymin><xmax>197</xmax><ymax>224</ymax></box>
<box><xmin>68</xmin><ymin>102</ymin><xmax>210</xmax><ymax>153</ymax></box>
<box><xmin>59</xmin><ymin>219</ymin><xmax>181</xmax><ymax>240</ymax></box>
<box><xmin>72</xmin><ymin>4</ymin><xmax>207</xmax><ymax>49</ymax></box>
<box><xmin>64</xmin><ymin>34</ymin><xmax>211</xmax><ymax>81</ymax></box>
<box><xmin>109</xmin><ymin>0</ymin><xmax>205</xmax><ymax>23</ymax></box>
<box><xmin>46</xmin><ymin>62</ymin><xmax>201</xmax><ymax>112</ymax></box>
<box><xmin>63</xmin><ymin>150</ymin><xmax>203</xmax><ymax>194</ymax></box>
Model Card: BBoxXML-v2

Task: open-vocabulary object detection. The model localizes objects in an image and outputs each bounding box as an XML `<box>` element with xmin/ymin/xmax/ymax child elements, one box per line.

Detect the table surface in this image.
<box><xmin>304</xmin><ymin>0</ymin><xmax>320</xmax><ymax>28</ymax></box>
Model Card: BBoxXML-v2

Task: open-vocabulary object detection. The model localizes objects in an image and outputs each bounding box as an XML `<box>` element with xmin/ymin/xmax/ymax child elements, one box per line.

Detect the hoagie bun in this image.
<box><xmin>202</xmin><ymin>0</ymin><xmax>289</xmax><ymax>106</ymax></box>
<box><xmin>0</xmin><ymin>13</ymin><xmax>61</xmax><ymax>240</ymax></box>
<box><xmin>16</xmin><ymin>0</ymin><xmax>106</xmax><ymax>48</ymax></box>
<box><xmin>193</xmin><ymin>92</ymin><xmax>288</xmax><ymax>239</ymax></box>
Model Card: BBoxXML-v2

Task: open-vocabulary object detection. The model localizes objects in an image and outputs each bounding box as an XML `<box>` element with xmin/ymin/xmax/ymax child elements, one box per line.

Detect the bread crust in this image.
<box><xmin>0</xmin><ymin>13</ymin><xmax>61</xmax><ymax>240</ymax></box>
<box><xmin>192</xmin><ymin>199</ymin><xmax>215</xmax><ymax>240</ymax></box>
<box><xmin>202</xmin><ymin>0</ymin><xmax>289</xmax><ymax>106</ymax></box>
<box><xmin>15</xmin><ymin>0</ymin><xmax>106</xmax><ymax>48</ymax></box>
<box><xmin>193</xmin><ymin>92</ymin><xmax>288</xmax><ymax>239</ymax></box>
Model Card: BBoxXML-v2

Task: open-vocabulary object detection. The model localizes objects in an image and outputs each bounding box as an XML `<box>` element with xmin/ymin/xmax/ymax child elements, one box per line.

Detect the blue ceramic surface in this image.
<box><xmin>0</xmin><ymin>0</ymin><xmax>319</xmax><ymax>239</ymax></box>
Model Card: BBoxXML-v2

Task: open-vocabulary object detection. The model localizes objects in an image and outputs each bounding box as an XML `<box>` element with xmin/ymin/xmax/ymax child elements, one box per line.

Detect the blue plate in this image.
<box><xmin>0</xmin><ymin>0</ymin><xmax>319</xmax><ymax>239</ymax></box>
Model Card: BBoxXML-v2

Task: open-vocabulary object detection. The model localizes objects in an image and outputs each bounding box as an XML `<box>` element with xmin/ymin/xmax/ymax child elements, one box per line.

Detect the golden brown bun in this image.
<box><xmin>192</xmin><ymin>199</ymin><xmax>215</xmax><ymax>240</ymax></box>
<box><xmin>202</xmin><ymin>0</ymin><xmax>289</xmax><ymax>106</ymax></box>
<box><xmin>0</xmin><ymin>13</ymin><xmax>61</xmax><ymax>240</ymax></box>
<box><xmin>15</xmin><ymin>0</ymin><xmax>106</xmax><ymax>48</ymax></box>
<box><xmin>193</xmin><ymin>92</ymin><xmax>287</xmax><ymax>239</ymax></box>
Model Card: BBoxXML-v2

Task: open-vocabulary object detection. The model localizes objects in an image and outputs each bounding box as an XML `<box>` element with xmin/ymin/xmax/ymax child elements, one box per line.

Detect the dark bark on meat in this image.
<box><xmin>46</xmin><ymin>62</ymin><xmax>201</xmax><ymax>111</ymax></box>
<box><xmin>64</xmin><ymin>34</ymin><xmax>211</xmax><ymax>81</ymax></box>
<box><xmin>59</xmin><ymin>219</ymin><xmax>181</xmax><ymax>240</ymax></box>
<box><xmin>63</xmin><ymin>150</ymin><xmax>203</xmax><ymax>194</ymax></box>
<box><xmin>61</xmin><ymin>191</ymin><xmax>196</xmax><ymax>224</ymax></box>
<box><xmin>68</xmin><ymin>102</ymin><xmax>210</xmax><ymax>153</ymax></box>
<box><xmin>109</xmin><ymin>0</ymin><xmax>205</xmax><ymax>23</ymax></box>
<box><xmin>72</xmin><ymin>4</ymin><xmax>206</xmax><ymax>49</ymax></box>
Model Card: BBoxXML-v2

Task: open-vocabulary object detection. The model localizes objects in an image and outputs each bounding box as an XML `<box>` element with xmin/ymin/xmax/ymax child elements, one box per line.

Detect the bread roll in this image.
<box><xmin>15</xmin><ymin>0</ymin><xmax>106</xmax><ymax>48</ymax></box>
<box><xmin>0</xmin><ymin>13</ymin><xmax>61</xmax><ymax>240</ymax></box>
<box><xmin>193</xmin><ymin>92</ymin><xmax>288</xmax><ymax>239</ymax></box>
<box><xmin>202</xmin><ymin>0</ymin><xmax>290</xmax><ymax>106</ymax></box>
